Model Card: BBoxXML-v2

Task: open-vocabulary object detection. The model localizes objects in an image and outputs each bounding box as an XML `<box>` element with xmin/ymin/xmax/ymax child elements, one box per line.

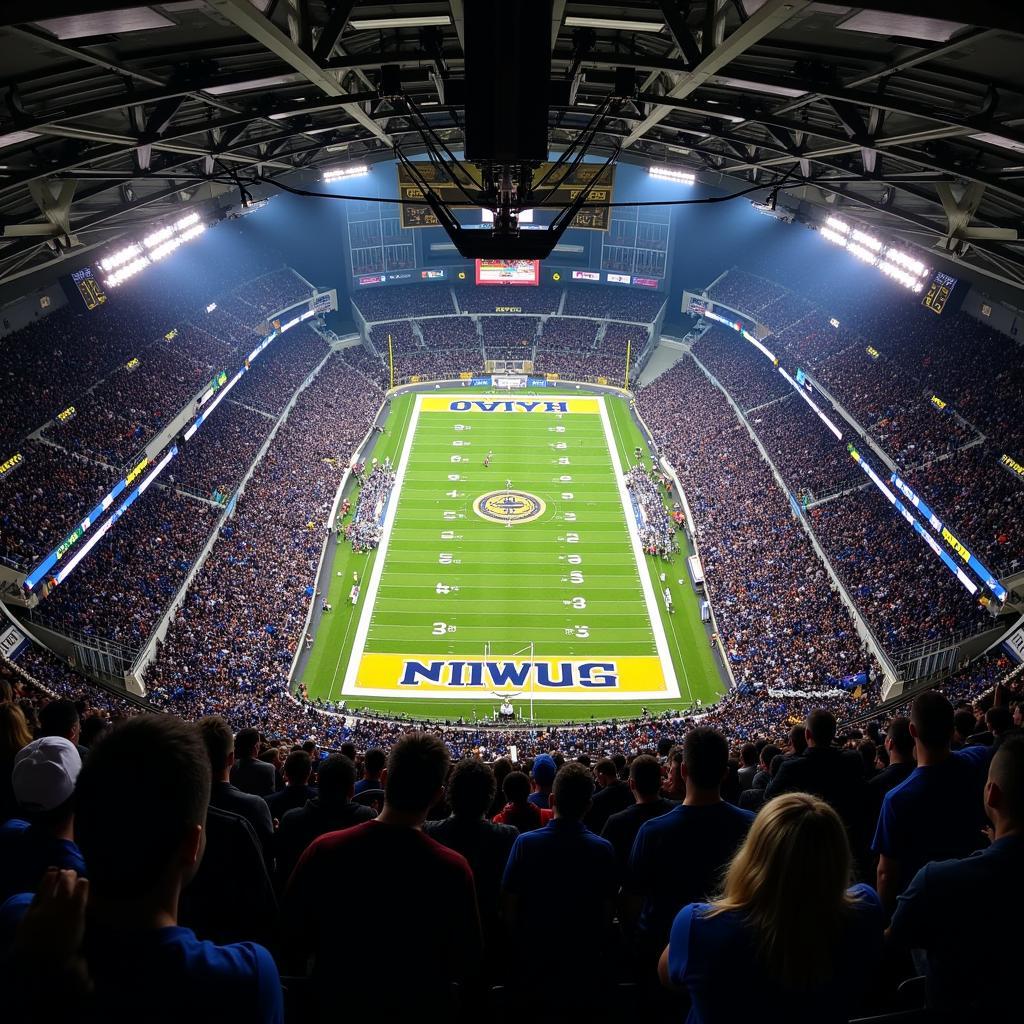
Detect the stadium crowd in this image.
<box><xmin>0</xmin><ymin>656</ymin><xmax>1021</xmax><ymax>1021</ymax></box>
<box><xmin>637</xmin><ymin>358</ymin><xmax>876</xmax><ymax>693</ymax></box>
<box><xmin>140</xmin><ymin>353</ymin><xmax>384</xmax><ymax>734</ymax></box>
<box><xmin>34</xmin><ymin>488</ymin><xmax>221</xmax><ymax>650</ymax></box>
<box><xmin>352</xmin><ymin>282</ymin><xmax>455</xmax><ymax>321</ymax></box>
<box><xmin>562</xmin><ymin>284</ymin><xmax>665</xmax><ymax>322</ymax></box>
<box><xmin>692</xmin><ymin>266</ymin><xmax>1021</xmax><ymax>635</ymax></box>
<box><xmin>455</xmin><ymin>282</ymin><xmax>563</xmax><ymax>314</ymax></box>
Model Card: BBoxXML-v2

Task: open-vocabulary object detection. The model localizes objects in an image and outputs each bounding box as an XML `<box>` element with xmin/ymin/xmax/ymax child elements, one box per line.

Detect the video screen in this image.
<box><xmin>475</xmin><ymin>259</ymin><xmax>540</xmax><ymax>286</ymax></box>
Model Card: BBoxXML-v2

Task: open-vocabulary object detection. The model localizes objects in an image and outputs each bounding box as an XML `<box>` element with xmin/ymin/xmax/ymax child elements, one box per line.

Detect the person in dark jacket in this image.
<box><xmin>265</xmin><ymin>750</ymin><xmax>317</xmax><ymax>821</ymax></box>
<box><xmin>764</xmin><ymin>710</ymin><xmax>866</xmax><ymax>847</ymax></box>
<box><xmin>230</xmin><ymin>727</ymin><xmax>277</xmax><ymax>797</ymax></box>
<box><xmin>276</xmin><ymin>754</ymin><xmax>375</xmax><ymax>888</ymax></box>
<box><xmin>426</xmin><ymin>758</ymin><xmax>517</xmax><ymax>952</ymax></box>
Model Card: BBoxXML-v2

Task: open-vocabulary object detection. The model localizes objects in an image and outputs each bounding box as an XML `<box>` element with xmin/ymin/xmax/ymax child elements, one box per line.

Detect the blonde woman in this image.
<box><xmin>660</xmin><ymin>793</ymin><xmax>883</xmax><ymax>1022</ymax></box>
<box><xmin>1</xmin><ymin>702</ymin><xmax>34</xmax><ymax>822</ymax></box>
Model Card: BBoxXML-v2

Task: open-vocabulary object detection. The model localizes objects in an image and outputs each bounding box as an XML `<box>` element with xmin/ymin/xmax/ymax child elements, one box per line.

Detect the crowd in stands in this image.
<box><xmin>232</xmin><ymin>268</ymin><xmax>312</xmax><ymax>321</ymax></box>
<box><xmin>368</xmin><ymin>319</ymin><xmax>418</xmax><ymax>355</ymax></box>
<box><xmin>479</xmin><ymin>316</ymin><xmax>537</xmax><ymax>361</ymax></box>
<box><xmin>455</xmin><ymin>282</ymin><xmax>562</xmax><ymax>314</ymax></box>
<box><xmin>692</xmin><ymin>265</ymin><xmax>1021</xmax><ymax>633</ymax></box>
<box><xmin>35</xmin><ymin>488</ymin><xmax>220</xmax><ymax>650</ymax></box>
<box><xmin>230</xmin><ymin>325</ymin><xmax>329</xmax><ymax>416</ymax></box>
<box><xmin>707</xmin><ymin>268</ymin><xmax>788</xmax><ymax>315</ymax></box>
<box><xmin>0</xmin><ymin>443</ymin><xmax>119</xmax><ymax>571</ymax></box>
<box><xmin>0</xmin><ymin>248</ymin><xmax>320</xmax><ymax>576</ymax></box>
<box><xmin>601</xmin><ymin>321</ymin><xmax>648</xmax><ymax>358</ymax></box>
<box><xmin>168</xmin><ymin>403</ymin><xmax>274</xmax><ymax>502</ymax></box>
<box><xmin>351</xmin><ymin>282</ymin><xmax>455</xmax><ymax>321</ymax></box>
<box><xmin>811</xmin><ymin>345</ymin><xmax>976</xmax><ymax>464</ymax></box>
<box><xmin>750</xmin><ymin>395</ymin><xmax>863</xmax><ymax>502</ymax></box>
<box><xmin>562</xmin><ymin>285</ymin><xmax>665</xmax><ymax>322</ymax></box>
<box><xmin>638</xmin><ymin>358</ymin><xmax>876</xmax><ymax>692</ymax></box>
<box><xmin>418</xmin><ymin>316</ymin><xmax>482</xmax><ymax>353</ymax></box>
<box><xmin>1</xmin><ymin>670</ymin><xmax>1021</xmax><ymax>1021</ymax></box>
<box><xmin>141</xmin><ymin>353</ymin><xmax>384</xmax><ymax>735</ymax></box>
<box><xmin>41</xmin><ymin>342</ymin><xmax>211</xmax><ymax>468</ymax></box>
<box><xmin>809</xmin><ymin>488</ymin><xmax>988</xmax><ymax>653</ymax></box>
<box><xmin>692</xmin><ymin>324</ymin><xmax>790</xmax><ymax>411</ymax></box>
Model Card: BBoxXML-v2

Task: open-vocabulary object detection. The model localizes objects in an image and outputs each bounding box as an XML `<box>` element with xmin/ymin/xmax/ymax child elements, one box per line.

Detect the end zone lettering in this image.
<box><xmin>449</xmin><ymin>400</ymin><xmax>568</xmax><ymax>413</ymax></box>
<box><xmin>398</xmin><ymin>659</ymin><xmax>618</xmax><ymax>689</ymax></box>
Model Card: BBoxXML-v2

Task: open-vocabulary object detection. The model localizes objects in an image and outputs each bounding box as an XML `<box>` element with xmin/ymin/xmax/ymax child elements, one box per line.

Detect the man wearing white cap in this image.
<box><xmin>0</xmin><ymin>736</ymin><xmax>85</xmax><ymax>904</ymax></box>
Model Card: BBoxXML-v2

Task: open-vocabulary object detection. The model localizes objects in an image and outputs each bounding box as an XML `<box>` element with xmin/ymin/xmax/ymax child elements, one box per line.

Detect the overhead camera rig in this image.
<box><xmin>379</xmin><ymin>0</ymin><xmax>633</xmax><ymax>260</ymax></box>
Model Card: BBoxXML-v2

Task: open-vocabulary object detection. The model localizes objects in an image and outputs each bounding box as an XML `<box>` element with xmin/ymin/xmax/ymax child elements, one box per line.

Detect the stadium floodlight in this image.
<box><xmin>846</xmin><ymin>241</ymin><xmax>878</xmax><ymax>264</ymax></box>
<box><xmin>885</xmin><ymin>247</ymin><xmax>929</xmax><ymax>278</ymax></box>
<box><xmin>851</xmin><ymin>229</ymin><xmax>883</xmax><ymax>252</ymax></box>
<box><xmin>98</xmin><ymin>244</ymin><xmax>143</xmax><ymax>273</ymax></box>
<box><xmin>322</xmin><ymin>164</ymin><xmax>369</xmax><ymax>182</ymax></box>
<box><xmin>143</xmin><ymin>224</ymin><xmax>175</xmax><ymax>249</ymax></box>
<box><xmin>819</xmin><ymin>226</ymin><xmax>849</xmax><ymax>247</ymax></box>
<box><xmin>877</xmin><ymin>260</ymin><xmax>926</xmax><ymax>292</ymax></box>
<box><xmin>649</xmin><ymin>166</ymin><xmax>695</xmax><ymax>184</ymax></box>
<box><xmin>105</xmin><ymin>255</ymin><xmax>149</xmax><ymax>287</ymax></box>
<box><xmin>825</xmin><ymin>216</ymin><xmax>850</xmax><ymax>234</ymax></box>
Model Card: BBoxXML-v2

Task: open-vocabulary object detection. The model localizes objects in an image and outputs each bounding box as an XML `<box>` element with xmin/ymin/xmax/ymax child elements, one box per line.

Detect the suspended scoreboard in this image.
<box><xmin>397</xmin><ymin>162</ymin><xmax>615</xmax><ymax>231</ymax></box>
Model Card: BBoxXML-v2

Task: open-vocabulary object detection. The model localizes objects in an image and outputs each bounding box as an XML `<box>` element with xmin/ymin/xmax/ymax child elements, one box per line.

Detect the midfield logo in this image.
<box><xmin>473</xmin><ymin>489</ymin><xmax>546</xmax><ymax>524</ymax></box>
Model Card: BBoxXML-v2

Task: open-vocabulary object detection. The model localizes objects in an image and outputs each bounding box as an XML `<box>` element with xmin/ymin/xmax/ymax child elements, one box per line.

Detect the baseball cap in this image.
<box><xmin>531</xmin><ymin>753</ymin><xmax>557</xmax><ymax>787</ymax></box>
<box><xmin>12</xmin><ymin>737</ymin><xmax>82</xmax><ymax>813</ymax></box>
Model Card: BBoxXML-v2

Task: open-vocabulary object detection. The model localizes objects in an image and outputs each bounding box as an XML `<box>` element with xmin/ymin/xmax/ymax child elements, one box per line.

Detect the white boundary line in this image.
<box><xmin>341</xmin><ymin>394</ymin><xmax>422</xmax><ymax>694</ymax></box>
<box><xmin>598</xmin><ymin>396</ymin><xmax>680</xmax><ymax>700</ymax></box>
<box><xmin>342</xmin><ymin>393</ymin><xmax>678</xmax><ymax>700</ymax></box>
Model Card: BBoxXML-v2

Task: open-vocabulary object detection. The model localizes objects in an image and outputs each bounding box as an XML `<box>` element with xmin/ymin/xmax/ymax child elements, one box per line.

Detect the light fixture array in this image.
<box><xmin>820</xmin><ymin>217</ymin><xmax>930</xmax><ymax>292</ymax></box>
<box><xmin>100</xmin><ymin>212</ymin><xmax>206</xmax><ymax>288</ymax></box>
<box><xmin>322</xmin><ymin>164</ymin><xmax>369</xmax><ymax>182</ymax></box>
<box><xmin>648</xmin><ymin>166</ymin><xmax>696</xmax><ymax>184</ymax></box>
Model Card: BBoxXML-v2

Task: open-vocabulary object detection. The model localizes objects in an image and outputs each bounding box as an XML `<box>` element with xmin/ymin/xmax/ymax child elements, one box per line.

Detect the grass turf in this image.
<box><xmin>299</xmin><ymin>388</ymin><xmax>725</xmax><ymax>722</ymax></box>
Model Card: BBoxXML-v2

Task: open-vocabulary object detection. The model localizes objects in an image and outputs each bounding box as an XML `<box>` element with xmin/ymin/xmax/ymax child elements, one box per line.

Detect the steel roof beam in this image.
<box><xmin>621</xmin><ymin>0</ymin><xmax>812</xmax><ymax>149</ymax></box>
<box><xmin>208</xmin><ymin>0</ymin><xmax>392</xmax><ymax>147</ymax></box>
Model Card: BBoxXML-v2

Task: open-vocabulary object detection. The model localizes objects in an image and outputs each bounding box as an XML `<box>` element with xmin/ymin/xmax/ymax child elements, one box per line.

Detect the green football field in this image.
<box><xmin>298</xmin><ymin>387</ymin><xmax>726</xmax><ymax>722</ymax></box>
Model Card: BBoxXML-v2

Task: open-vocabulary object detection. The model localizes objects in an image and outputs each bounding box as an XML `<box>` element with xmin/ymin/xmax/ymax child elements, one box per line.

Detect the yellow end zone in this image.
<box><xmin>344</xmin><ymin>653</ymin><xmax>675</xmax><ymax>699</ymax></box>
<box><xmin>418</xmin><ymin>395</ymin><xmax>601</xmax><ymax>414</ymax></box>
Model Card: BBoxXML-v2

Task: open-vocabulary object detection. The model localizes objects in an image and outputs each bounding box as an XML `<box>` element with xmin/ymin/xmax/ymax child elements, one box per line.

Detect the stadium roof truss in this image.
<box><xmin>2</xmin><ymin>1</ymin><xmax>1024</xmax><ymax>293</ymax></box>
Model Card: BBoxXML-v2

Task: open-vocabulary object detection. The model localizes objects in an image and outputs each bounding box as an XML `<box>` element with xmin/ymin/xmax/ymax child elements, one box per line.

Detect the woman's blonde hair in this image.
<box><xmin>708</xmin><ymin>792</ymin><xmax>857</xmax><ymax>990</ymax></box>
<box><xmin>0</xmin><ymin>702</ymin><xmax>33</xmax><ymax>760</ymax></box>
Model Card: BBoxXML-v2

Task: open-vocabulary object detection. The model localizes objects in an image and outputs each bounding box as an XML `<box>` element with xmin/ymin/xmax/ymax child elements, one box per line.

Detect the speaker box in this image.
<box><xmin>464</xmin><ymin>0</ymin><xmax>553</xmax><ymax>164</ymax></box>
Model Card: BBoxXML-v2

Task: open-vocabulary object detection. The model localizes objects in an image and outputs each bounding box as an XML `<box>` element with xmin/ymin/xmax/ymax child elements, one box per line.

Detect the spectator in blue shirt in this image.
<box><xmin>889</xmin><ymin>735</ymin><xmax>1024</xmax><ymax>1016</ymax></box>
<box><xmin>353</xmin><ymin>746</ymin><xmax>386</xmax><ymax>794</ymax></box>
<box><xmin>873</xmin><ymin>691</ymin><xmax>991</xmax><ymax>911</ymax></box>
<box><xmin>527</xmin><ymin>752</ymin><xmax>557</xmax><ymax>808</ymax></box>
<box><xmin>625</xmin><ymin>728</ymin><xmax>754</xmax><ymax>964</ymax></box>
<box><xmin>0</xmin><ymin>737</ymin><xmax>84</xmax><ymax>904</ymax></box>
<box><xmin>502</xmin><ymin>762</ymin><xmax>617</xmax><ymax>1006</ymax></box>
<box><xmin>9</xmin><ymin>715</ymin><xmax>283</xmax><ymax>1023</ymax></box>
<box><xmin>662</xmin><ymin>793</ymin><xmax>883</xmax><ymax>1024</ymax></box>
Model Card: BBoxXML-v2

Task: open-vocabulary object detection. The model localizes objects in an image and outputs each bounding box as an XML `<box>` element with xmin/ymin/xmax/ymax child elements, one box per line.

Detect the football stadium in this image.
<box><xmin>0</xmin><ymin>3</ymin><xmax>1023</xmax><ymax>1021</ymax></box>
